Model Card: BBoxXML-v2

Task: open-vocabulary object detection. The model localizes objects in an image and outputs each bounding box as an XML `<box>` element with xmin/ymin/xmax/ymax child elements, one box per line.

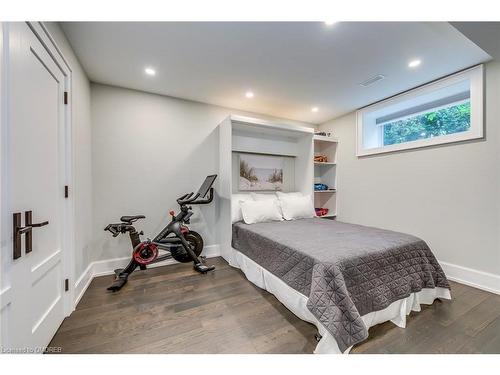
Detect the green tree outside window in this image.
<box><xmin>383</xmin><ymin>101</ymin><xmax>471</xmax><ymax>146</ymax></box>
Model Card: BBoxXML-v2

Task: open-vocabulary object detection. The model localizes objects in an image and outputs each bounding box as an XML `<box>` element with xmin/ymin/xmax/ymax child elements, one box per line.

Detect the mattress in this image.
<box><xmin>232</xmin><ymin>218</ymin><xmax>450</xmax><ymax>352</ymax></box>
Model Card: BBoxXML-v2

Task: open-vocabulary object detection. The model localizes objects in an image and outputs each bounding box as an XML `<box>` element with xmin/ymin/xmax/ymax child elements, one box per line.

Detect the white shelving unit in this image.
<box><xmin>313</xmin><ymin>135</ymin><xmax>338</xmax><ymax>219</ymax></box>
<box><xmin>217</xmin><ymin>116</ymin><xmax>339</xmax><ymax>261</ymax></box>
<box><xmin>217</xmin><ymin>115</ymin><xmax>314</xmax><ymax>262</ymax></box>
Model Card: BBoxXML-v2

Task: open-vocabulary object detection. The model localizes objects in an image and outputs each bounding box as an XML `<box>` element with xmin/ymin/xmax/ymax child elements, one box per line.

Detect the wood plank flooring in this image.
<box><xmin>48</xmin><ymin>257</ymin><xmax>500</xmax><ymax>354</ymax></box>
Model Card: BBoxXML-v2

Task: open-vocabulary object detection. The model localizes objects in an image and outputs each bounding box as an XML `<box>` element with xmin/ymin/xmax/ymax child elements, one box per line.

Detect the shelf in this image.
<box><xmin>314</xmin><ymin>161</ymin><xmax>336</xmax><ymax>165</ymax></box>
<box><xmin>319</xmin><ymin>214</ymin><xmax>337</xmax><ymax>219</ymax></box>
<box><xmin>314</xmin><ymin>131</ymin><xmax>337</xmax><ymax>223</ymax></box>
<box><xmin>314</xmin><ymin>135</ymin><xmax>338</xmax><ymax>143</ymax></box>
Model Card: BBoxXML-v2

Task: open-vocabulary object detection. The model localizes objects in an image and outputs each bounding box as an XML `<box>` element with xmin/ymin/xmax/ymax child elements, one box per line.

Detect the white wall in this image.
<box><xmin>91</xmin><ymin>83</ymin><xmax>315</xmax><ymax>261</ymax></box>
<box><xmin>44</xmin><ymin>23</ymin><xmax>93</xmax><ymax>282</ymax></box>
<box><xmin>319</xmin><ymin>61</ymin><xmax>500</xmax><ymax>289</ymax></box>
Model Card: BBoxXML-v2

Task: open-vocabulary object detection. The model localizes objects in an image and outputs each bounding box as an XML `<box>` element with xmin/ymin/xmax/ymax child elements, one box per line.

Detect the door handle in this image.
<box><xmin>13</xmin><ymin>211</ymin><xmax>49</xmax><ymax>259</ymax></box>
<box><xmin>30</xmin><ymin>221</ymin><xmax>50</xmax><ymax>228</ymax></box>
<box><xmin>24</xmin><ymin>211</ymin><xmax>49</xmax><ymax>254</ymax></box>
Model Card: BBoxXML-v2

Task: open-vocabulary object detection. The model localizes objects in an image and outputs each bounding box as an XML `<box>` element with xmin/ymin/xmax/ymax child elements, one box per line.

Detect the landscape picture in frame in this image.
<box><xmin>239</xmin><ymin>153</ymin><xmax>284</xmax><ymax>191</ymax></box>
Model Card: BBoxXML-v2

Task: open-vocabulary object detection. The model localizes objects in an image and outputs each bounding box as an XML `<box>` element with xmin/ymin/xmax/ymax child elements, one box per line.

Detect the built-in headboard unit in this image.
<box><xmin>217</xmin><ymin>115</ymin><xmax>315</xmax><ymax>262</ymax></box>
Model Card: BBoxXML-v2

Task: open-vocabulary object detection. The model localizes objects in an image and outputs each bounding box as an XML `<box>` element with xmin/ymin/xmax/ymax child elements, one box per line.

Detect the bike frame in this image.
<box><xmin>104</xmin><ymin>175</ymin><xmax>217</xmax><ymax>291</ymax></box>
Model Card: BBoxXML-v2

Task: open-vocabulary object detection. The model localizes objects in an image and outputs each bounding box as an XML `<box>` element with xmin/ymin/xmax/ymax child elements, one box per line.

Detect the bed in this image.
<box><xmin>230</xmin><ymin>217</ymin><xmax>451</xmax><ymax>354</ymax></box>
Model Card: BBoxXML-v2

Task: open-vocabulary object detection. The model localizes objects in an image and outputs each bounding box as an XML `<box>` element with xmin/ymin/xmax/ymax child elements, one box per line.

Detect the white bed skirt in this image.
<box><xmin>229</xmin><ymin>248</ymin><xmax>451</xmax><ymax>354</ymax></box>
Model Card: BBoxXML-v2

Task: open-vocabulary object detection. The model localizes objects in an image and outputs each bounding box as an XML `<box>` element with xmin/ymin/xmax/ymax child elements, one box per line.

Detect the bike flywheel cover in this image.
<box><xmin>133</xmin><ymin>242</ymin><xmax>158</xmax><ymax>265</ymax></box>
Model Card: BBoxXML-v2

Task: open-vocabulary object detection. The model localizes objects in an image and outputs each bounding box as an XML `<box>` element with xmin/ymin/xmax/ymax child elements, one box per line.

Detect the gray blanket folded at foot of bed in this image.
<box><xmin>232</xmin><ymin>218</ymin><xmax>450</xmax><ymax>352</ymax></box>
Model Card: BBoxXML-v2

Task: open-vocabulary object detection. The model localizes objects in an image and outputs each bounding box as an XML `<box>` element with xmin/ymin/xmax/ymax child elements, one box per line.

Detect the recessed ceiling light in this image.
<box><xmin>408</xmin><ymin>59</ymin><xmax>421</xmax><ymax>68</ymax></box>
<box><xmin>324</xmin><ymin>21</ymin><xmax>337</xmax><ymax>26</ymax></box>
<box><xmin>144</xmin><ymin>67</ymin><xmax>156</xmax><ymax>76</ymax></box>
<box><xmin>245</xmin><ymin>91</ymin><xmax>254</xmax><ymax>98</ymax></box>
<box><xmin>311</xmin><ymin>107</ymin><xmax>319</xmax><ymax>113</ymax></box>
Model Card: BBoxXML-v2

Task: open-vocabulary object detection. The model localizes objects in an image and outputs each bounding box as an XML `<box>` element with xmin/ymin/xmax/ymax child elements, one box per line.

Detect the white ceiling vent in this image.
<box><xmin>360</xmin><ymin>74</ymin><xmax>386</xmax><ymax>87</ymax></box>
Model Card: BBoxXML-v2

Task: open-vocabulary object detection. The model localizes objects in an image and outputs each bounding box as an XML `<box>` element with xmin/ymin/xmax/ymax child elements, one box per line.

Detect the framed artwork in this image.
<box><xmin>239</xmin><ymin>153</ymin><xmax>284</xmax><ymax>191</ymax></box>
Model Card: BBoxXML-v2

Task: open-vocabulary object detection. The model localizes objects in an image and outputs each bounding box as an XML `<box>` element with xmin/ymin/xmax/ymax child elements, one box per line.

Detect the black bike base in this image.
<box><xmin>107</xmin><ymin>261</ymin><xmax>215</xmax><ymax>292</ymax></box>
<box><xmin>107</xmin><ymin>275</ymin><xmax>129</xmax><ymax>292</ymax></box>
<box><xmin>194</xmin><ymin>263</ymin><xmax>216</xmax><ymax>273</ymax></box>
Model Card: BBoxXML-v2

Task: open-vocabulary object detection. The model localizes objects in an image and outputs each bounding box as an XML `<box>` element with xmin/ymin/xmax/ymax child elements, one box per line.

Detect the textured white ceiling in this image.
<box><xmin>61</xmin><ymin>22</ymin><xmax>491</xmax><ymax>123</ymax></box>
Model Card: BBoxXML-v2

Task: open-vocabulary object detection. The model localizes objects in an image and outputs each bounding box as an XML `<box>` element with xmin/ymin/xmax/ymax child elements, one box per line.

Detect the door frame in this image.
<box><xmin>0</xmin><ymin>22</ymin><xmax>76</xmax><ymax>323</ymax></box>
<box><xmin>0</xmin><ymin>21</ymin><xmax>8</xmax><ymax>349</ymax></box>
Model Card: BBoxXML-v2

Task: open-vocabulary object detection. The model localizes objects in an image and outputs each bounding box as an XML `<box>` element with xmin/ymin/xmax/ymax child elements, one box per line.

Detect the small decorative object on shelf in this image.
<box><xmin>314</xmin><ymin>131</ymin><xmax>332</xmax><ymax>137</ymax></box>
<box><xmin>315</xmin><ymin>207</ymin><xmax>329</xmax><ymax>217</ymax></box>
<box><xmin>314</xmin><ymin>183</ymin><xmax>329</xmax><ymax>191</ymax></box>
<box><xmin>314</xmin><ymin>154</ymin><xmax>328</xmax><ymax>163</ymax></box>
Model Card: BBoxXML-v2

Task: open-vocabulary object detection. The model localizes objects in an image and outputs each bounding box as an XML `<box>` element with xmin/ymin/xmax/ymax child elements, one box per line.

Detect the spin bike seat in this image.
<box><xmin>120</xmin><ymin>215</ymin><xmax>145</xmax><ymax>223</ymax></box>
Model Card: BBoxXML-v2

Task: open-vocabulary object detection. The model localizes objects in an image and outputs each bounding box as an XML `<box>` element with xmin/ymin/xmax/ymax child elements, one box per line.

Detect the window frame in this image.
<box><xmin>356</xmin><ymin>65</ymin><xmax>484</xmax><ymax>157</ymax></box>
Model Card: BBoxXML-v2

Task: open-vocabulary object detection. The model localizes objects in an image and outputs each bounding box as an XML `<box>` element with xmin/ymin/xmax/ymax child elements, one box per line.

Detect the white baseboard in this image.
<box><xmin>74</xmin><ymin>263</ymin><xmax>94</xmax><ymax>307</ymax></box>
<box><xmin>73</xmin><ymin>244</ymin><xmax>220</xmax><ymax>308</ymax></box>
<box><xmin>440</xmin><ymin>261</ymin><xmax>500</xmax><ymax>295</ymax></box>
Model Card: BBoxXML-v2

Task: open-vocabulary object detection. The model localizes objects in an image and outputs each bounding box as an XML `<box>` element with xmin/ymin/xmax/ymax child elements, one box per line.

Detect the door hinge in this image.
<box><xmin>64</xmin><ymin>91</ymin><xmax>68</xmax><ymax>105</ymax></box>
<box><xmin>64</xmin><ymin>278</ymin><xmax>69</xmax><ymax>292</ymax></box>
<box><xmin>64</xmin><ymin>185</ymin><xmax>69</xmax><ymax>198</ymax></box>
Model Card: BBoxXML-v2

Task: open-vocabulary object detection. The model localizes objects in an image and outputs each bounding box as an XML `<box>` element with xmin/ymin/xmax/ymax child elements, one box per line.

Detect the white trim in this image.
<box><xmin>0</xmin><ymin>286</ymin><xmax>12</xmax><ymax>310</ymax></box>
<box><xmin>38</xmin><ymin>23</ymin><xmax>72</xmax><ymax>74</ymax></box>
<box><xmin>73</xmin><ymin>263</ymin><xmax>93</xmax><ymax>307</ymax></box>
<box><xmin>356</xmin><ymin>65</ymin><xmax>484</xmax><ymax>156</ymax></box>
<box><xmin>0</xmin><ymin>23</ymin><xmax>6</xmax><ymax>314</ymax></box>
<box><xmin>440</xmin><ymin>261</ymin><xmax>500</xmax><ymax>295</ymax></box>
<box><xmin>0</xmin><ymin>24</ymin><xmax>11</xmax><ymax>351</ymax></box>
<box><xmin>73</xmin><ymin>244</ymin><xmax>221</xmax><ymax>308</ymax></box>
<box><xmin>230</xmin><ymin>115</ymin><xmax>315</xmax><ymax>135</ymax></box>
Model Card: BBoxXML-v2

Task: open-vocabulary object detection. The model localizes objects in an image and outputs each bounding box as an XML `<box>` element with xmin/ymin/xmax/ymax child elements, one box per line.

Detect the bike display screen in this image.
<box><xmin>196</xmin><ymin>174</ymin><xmax>217</xmax><ymax>198</ymax></box>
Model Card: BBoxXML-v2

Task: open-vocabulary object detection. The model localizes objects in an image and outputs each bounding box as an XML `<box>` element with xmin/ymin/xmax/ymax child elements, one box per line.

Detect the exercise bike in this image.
<box><xmin>104</xmin><ymin>175</ymin><xmax>217</xmax><ymax>292</ymax></box>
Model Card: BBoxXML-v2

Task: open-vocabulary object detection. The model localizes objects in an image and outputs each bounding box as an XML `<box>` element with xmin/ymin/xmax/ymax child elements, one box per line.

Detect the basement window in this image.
<box><xmin>356</xmin><ymin>65</ymin><xmax>484</xmax><ymax>156</ymax></box>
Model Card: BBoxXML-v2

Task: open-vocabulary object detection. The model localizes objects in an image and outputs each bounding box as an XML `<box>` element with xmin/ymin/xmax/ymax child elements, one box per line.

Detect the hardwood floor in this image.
<box><xmin>48</xmin><ymin>257</ymin><xmax>500</xmax><ymax>354</ymax></box>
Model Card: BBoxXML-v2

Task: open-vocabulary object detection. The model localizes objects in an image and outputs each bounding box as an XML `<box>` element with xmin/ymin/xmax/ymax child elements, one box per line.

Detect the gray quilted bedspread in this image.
<box><xmin>232</xmin><ymin>218</ymin><xmax>450</xmax><ymax>352</ymax></box>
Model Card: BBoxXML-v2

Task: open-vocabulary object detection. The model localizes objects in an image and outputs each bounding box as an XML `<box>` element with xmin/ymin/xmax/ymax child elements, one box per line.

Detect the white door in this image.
<box><xmin>0</xmin><ymin>22</ymin><xmax>69</xmax><ymax>352</ymax></box>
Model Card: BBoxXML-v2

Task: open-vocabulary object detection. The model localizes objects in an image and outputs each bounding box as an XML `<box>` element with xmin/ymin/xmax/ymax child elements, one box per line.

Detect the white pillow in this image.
<box><xmin>251</xmin><ymin>193</ymin><xmax>278</xmax><ymax>202</ymax></box>
<box><xmin>279</xmin><ymin>195</ymin><xmax>316</xmax><ymax>220</ymax></box>
<box><xmin>240</xmin><ymin>199</ymin><xmax>283</xmax><ymax>224</ymax></box>
<box><xmin>252</xmin><ymin>192</ymin><xmax>283</xmax><ymax>216</ymax></box>
<box><xmin>231</xmin><ymin>193</ymin><xmax>253</xmax><ymax>223</ymax></box>
<box><xmin>276</xmin><ymin>191</ymin><xmax>303</xmax><ymax>199</ymax></box>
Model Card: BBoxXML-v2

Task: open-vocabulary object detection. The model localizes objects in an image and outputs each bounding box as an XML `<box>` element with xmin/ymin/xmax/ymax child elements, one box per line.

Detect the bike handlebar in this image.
<box><xmin>105</xmin><ymin>223</ymin><xmax>135</xmax><ymax>237</ymax></box>
<box><xmin>104</xmin><ymin>224</ymin><xmax>120</xmax><ymax>237</ymax></box>
<box><xmin>178</xmin><ymin>192</ymin><xmax>193</xmax><ymax>201</ymax></box>
<box><xmin>176</xmin><ymin>188</ymin><xmax>214</xmax><ymax>205</ymax></box>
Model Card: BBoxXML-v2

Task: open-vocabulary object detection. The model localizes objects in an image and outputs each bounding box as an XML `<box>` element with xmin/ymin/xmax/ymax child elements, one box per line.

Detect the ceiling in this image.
<box><xmin>451</xmin><ymin>22</ymin><xmax>500</xmax><ymax>61</ymax></box>
<box><xmin>61</xmin><ymin>22</ymin><xmax>492</xmax><ymax>124</ymax></box>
